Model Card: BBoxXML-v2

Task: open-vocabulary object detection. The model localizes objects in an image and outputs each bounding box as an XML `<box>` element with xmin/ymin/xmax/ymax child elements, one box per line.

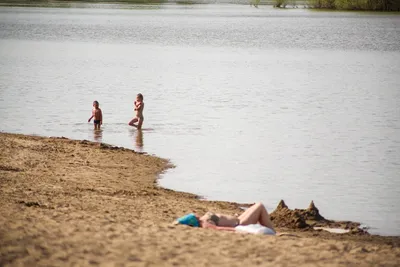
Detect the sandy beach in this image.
<box><xmin>0</xmin><ymin>132</ymin><xmax>399</xmax><ymax>267</ymax></box>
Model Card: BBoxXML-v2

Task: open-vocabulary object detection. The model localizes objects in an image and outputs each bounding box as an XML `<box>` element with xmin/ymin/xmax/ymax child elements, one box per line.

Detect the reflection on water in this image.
<box><xmin>135</xmin><ymin>130</ymin><xmax>144</xmax><ymax>151</ymax></box>
<box><xmin>130</xmin><ymin>129</ymin><xmax>144</xmax><ymax>152</ymax></box>
<box><xmin>93</xmin><ymin>129</ymin><xmax>103</xmax><ymax>142</ymax></box>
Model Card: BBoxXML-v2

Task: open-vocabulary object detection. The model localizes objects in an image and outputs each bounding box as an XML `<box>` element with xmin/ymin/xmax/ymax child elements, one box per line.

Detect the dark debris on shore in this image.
<box><xmin>270</xmin><ymin>200</ymin><xmax>368</xmax><ymax>235</ymax></box>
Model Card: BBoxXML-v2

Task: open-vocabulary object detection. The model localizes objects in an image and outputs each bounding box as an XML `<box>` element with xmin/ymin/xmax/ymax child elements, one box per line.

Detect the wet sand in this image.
<box><xmin>0</xmin><ymin>133</ymin><xmax>399</xmax><ymax>266</ymax></box>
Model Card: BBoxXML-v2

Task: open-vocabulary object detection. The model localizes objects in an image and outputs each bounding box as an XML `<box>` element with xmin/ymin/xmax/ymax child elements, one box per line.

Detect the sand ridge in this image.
<box><xmin>0</xmin><ymin>133</ymin><xmax>399</xmax><ymax>266</ymax></box>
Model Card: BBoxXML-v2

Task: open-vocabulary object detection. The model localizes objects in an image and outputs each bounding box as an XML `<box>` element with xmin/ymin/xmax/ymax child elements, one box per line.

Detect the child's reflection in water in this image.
<box><xmin>93</xmin><ymin>129</ymin><xmax>103</xmax><ymax>143</ymax></box>
<box><xmin>134</xmin><ymin>129</ymin><xmax>144</xmax><ymax>151</ymax></box>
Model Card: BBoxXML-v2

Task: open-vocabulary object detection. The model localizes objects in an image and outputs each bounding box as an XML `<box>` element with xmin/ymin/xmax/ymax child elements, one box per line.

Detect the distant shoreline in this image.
<box><xmin>0</xmin><ymin>0</ymin><xmax>399</xmax><ymax>12</ymax></box>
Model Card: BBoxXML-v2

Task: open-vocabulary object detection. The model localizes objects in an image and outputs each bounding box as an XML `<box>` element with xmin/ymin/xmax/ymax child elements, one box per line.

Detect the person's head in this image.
<box><xmin>175</xmin><ymin>213</ymin><xmax>200</xmax><ymax>227</ymax></box>
<box><xmin>136</xmin><ymin>93</ymin><xmax>143</xmax><ymax>102</ymax></box>
<box><xmin>93</xmin><ymin>100</ymin><xmax>99</xmax><ymax>108</ymax></box>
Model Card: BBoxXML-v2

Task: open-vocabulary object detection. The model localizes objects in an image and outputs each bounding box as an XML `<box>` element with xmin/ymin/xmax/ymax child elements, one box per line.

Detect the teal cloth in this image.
<box><xmin>177</xmin><ymin>213</ymin><xmax>200</xmax><ymax>227</ymax></box>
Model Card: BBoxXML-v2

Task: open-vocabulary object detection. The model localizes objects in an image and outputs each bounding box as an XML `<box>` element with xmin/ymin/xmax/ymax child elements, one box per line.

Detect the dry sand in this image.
<box><xmin>0</xmin><ymin>133</ymin><xmax>399</xmax><ymax>267</ymax></box>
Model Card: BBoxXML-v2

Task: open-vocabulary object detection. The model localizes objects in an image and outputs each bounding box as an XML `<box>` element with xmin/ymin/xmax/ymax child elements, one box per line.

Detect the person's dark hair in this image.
<box><xmin>93</xmin><ymin>100</ymin><xmax>99</xmax><ymax>106</ymax></box>
<box><xmin>137</xmin><ymin>93</ymin><xmax>143</xmax><ymax>100</ymax></box>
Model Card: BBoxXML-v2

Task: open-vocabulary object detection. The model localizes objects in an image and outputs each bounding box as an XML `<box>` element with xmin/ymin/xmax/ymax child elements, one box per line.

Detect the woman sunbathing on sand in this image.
<box><xmin>175</xmin><ymin>202</ymin><xmax>275</xmax><ymax>232</ymax></box>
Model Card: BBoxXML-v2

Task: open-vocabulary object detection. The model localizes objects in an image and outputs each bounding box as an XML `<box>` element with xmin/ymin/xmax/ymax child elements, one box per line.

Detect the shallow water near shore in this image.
<box><xmin>0</xmin><ymin>4</ymin><xmax>399</xmax><ymax>235</ymax></box>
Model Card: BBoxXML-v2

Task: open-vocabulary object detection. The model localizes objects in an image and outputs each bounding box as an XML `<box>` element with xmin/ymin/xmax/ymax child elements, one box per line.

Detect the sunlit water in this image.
<box><xmin>1</xmin><ymin>5</ymin><xmax>399</xmax><ymax>235</ymax></box>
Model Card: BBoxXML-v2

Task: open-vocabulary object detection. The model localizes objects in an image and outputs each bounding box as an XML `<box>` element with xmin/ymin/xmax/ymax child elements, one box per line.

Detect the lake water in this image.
<box><xmin>0</xmin><ymin>5</ymin><xmax>399</xmax><ymax>236</ymax></box>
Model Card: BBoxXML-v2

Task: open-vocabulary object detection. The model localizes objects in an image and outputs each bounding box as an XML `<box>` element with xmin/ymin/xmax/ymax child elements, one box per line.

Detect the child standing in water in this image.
<box><xmin>128</xmin><ymin>93</ymin><xmax>144</xmax><ymax>129</ymax></box>
<box><xmin>88</xmin><ymin>100</ymin><xmax>103</xmax><ymax>130</ymax></box>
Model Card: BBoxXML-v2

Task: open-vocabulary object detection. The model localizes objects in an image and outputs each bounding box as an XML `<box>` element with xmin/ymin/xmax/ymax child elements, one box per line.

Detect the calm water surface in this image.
<box><xmin>1</xmin><ymin>5</ymin><xmax>399</xmax><ymax>235</ymax></box>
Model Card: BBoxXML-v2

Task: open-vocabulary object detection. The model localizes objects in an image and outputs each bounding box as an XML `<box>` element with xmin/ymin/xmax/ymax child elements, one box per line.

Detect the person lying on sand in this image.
<box><xmin>175</xmin><ymin>202</ymin><xmax>275</xmax><ymax>232</ymax></box>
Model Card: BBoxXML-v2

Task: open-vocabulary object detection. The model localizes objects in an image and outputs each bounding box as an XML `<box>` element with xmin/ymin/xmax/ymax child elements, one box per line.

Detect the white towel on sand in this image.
<box><xmin>235</xmin><ymin>224</ymin><xmax>276</xmax><ymax>235</ymax></box>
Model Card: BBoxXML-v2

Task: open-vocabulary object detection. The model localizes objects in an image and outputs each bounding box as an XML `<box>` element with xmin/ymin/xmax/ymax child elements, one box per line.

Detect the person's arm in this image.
<box><xmin>88</xmin><ymin>109</ymin><xmax>95</xmax><ymax>122</ymax></box>
<box><xmin>100</xmin><ymin>110</ymin><xmax>103</xmax><ymax>124</ymax></box>
<box><xmin>135</xmin><ymin>102</ymin><xmax>142</xmax><ymax>111</ymax></box>
<box><xmin>201</xmin><ymin>221</ymin><xmax>236</xmax><ymax>232</ymax></box>
<box><xmin>88</xmin><ymin>114</ymin><xmax>94</xmax><ymax>122</ymax></box>
<box><xmin>214</xmin><ymin>225</ymin><xmax>236</xmax><ymax>232</ymax></box>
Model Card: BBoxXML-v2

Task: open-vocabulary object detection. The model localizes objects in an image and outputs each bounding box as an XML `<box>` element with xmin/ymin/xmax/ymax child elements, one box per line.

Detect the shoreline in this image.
<box><xmin>1</xmin><ymin>132</ymin><xmax>399</xmax><ymax>266</ymax></box>
<box><xmin>0</xmin><ymin>131</ymin><xmax>398</xmax><ymax>237</ymax></box>
<box><xmin>0</xmin><ymin>2</ymin><xmax>399</xmax><ymax>12</ymax></box>
<box><xmin>0</xmin><ymin>132</ymin><xmax>374</xmax><ymax>234</ymax></box>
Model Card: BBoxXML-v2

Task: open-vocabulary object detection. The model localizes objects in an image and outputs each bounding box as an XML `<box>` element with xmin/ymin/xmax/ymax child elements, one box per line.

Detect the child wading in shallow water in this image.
<box><xmin>88</xmin><ymin>100</ymin><xmax>103</xmax><ymax>130</ymax></box>
<box><xmin>128</xmin><ymin>93</ymin><xmax>144</xmax><ymax>130</ymax></box>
